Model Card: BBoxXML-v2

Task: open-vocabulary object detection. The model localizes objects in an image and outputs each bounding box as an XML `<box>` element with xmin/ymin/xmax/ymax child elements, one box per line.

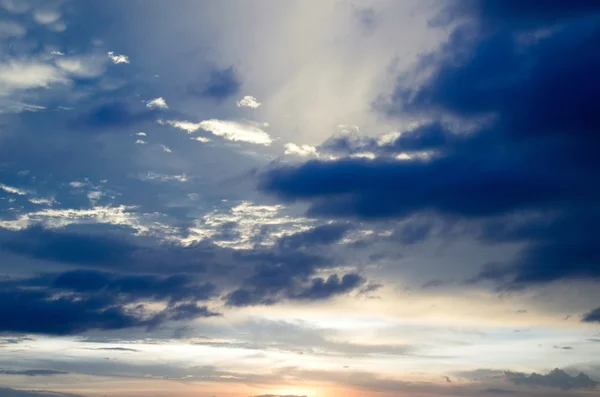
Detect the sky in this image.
<box><xmin>1</xmin><ymin>1</ymin><xmax>600</xmax><ymax>396</ymax></box>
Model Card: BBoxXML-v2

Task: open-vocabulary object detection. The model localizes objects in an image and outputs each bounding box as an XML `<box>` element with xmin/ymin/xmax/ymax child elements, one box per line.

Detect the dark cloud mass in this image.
<box><xmin>73</xmin><ymin>101</ymin><xmax>164</xmax><ymax>130</ymax></box>
<box><xmin>582</xmin><ymin>307</ymin><xmax>600</xmax><ymax>323</ymax></box>
<box><xmin>505</xmin><ymin>368</ymin><xmax>599</xmax><ymax>390</ymax></box>
<box><xmin>0</xmin><ymin>224</ymin><xmax>368</xmax><ymax>332</ymax></box>
<box><xmin>0</xmin><ymin>389</ymin><xmax>83</xmax><ymax>397</ymax></box>
<box><xmin>260</xmin><ymin>0</ymin><xmax>600</xmax><ymax>290</ymax></box>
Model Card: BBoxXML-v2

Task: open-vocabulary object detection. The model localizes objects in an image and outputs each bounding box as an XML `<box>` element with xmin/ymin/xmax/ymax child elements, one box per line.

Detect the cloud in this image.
<box><xmin>284</xmin><ymin>143</ymin><xmax>318</xmax><ymax>157</ymax></box>
<box><xmin>165</xmin><ymin>119</ymin><xmax>272</xmax><ymax>145</ymax></box>
<box><xmin>75</xmin><ymin>101</ymin><xmax>162</xmax><ymax>129</ymax></box>
<box><xmin>107</xmin><ymin>51</ymin><xmax>130</xmax><ymax>64</ymax></box>
<box><xmin>0</xmin><ymin>20</ymin><xmax>26</xmax><ymax>37</ymax></box>
<box><xmin>481</xmin><ymin>389</ymin><xmax>516</xmax><ymax>395</ymax></box>
<box><xmin>225</xmin><ymin>271</ymin><xmax>364</xmax><ymax>307</ymax></box>
<box><xmin>0</xmin><ymin>277</ymin><xmax>219</xmax><ymax>335</ymax></box>
<box><xmin>32</xmin><ymin>9</ymin><xmax>61</xmax><ymax>25</ymax></box>
<box><xmin>55</xmin><ymin>55</ymin><xmax>107</xmax><ymax>78</ymax></box>
<box><xmin>0</xmin><ymin>61</ymin><xmax>67</xmax><ymax>94</ymax></box>
<box><xmin>0</xmin><ymin>388</ymin><xmax>83</xmax><ymax>397</ymax></box>
<box><xmin>87</xmin><ymin>347</ymin><xmax>140</xmax><ymax>352</ymax></box>
<box><xmin>0</xmin><ymin>369</ymin><xmax>69</xmax><ymax>376</ymax></box>
<box><xmin>421</xmin><ymin>280</ymin><xmax>444</xmax><ymax>289</ymax></box>
<box><xmin>277</xmin><ymin>223</ymin><xmax>352</xmax><ymax>250</ymax></box>
<box><xmin>504</xmin><ymin>368</ymin><xmax>599</xmax><ymax>390</ymax></box>
<box><xmin>321</xmin><ymin>122</ymin><xmax>454</xmax><ymax>157</ymax></box>
<box><xmin>253</xmin><ymin>395</ymin><xmax>306</xmax><ymax>397</ymax></box>
<box><xmin>236</xmin><ymin>95</ymin><xmax>261</xmax><ymax>108</ymax></box>
<box><xmin>294</xmin><ymin>273</ymin><xmax>365</xmax><ymax>300</ymax></box>
<box><xmin>259</xmin><ymin>1</ymin><xmax>600</xmax><ymax>290</ymax></box>
<box><xmin>0</xmin><ymin>183</ymin><xmax>28</xmax><ymax>196</ymax></box>
<box><xmin>146</xmin><ymin>97</ymin><xmax>168</xmax><ymax>109</ymax></box>
<box><xmin>188</xmin><ymin>66</ymin><xmax>240</xmax><ymax>100</ymax></box>
<box><xmin>582</xmin><ymin>307</ymin><xmax>600</xmax><ymax>323</ymax></box>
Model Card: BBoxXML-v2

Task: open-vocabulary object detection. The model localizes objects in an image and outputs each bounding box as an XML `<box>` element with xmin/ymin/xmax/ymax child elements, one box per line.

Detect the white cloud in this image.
<box><xmin>69</xmin><ymin>181</ymin><xmax>86</xmax><ymax>188</ymax></box>
<box><xmin>161</xmin><ymin>145</ymin><xmax>172</xmax><ymax>153</ymax></box>
<box><xmin>236</xmin><ymin>95</ymin><xmax>261</xmax><ymax>109</ymax></box>
<box><xmin>28</xmin><ymin>197</ymin><xmax>56</xmax><ymax>206</ymax></box>
<box><xmin>0</xmin><ymin>183</ymin><xmax>27</xmax><ymax>195</ymax></box>
<box><xmin>136</xmin><ymin>132</ymin><xmax>147</xmax><ymax>136</ymax></box>
<box><xmin>32</xmin><ymin>9</ymin><xmax>61</xmax><ymax>25</ymax></box>
<box><xmin>164</xmin><ymin>119</ymin><xmax>272</xmax><ymax>146</ymax></box>
<box><xmin>192</xmin><ymin>136</ymin><xmax>210</xmax><ymax>143</ymax></box>
<box><xmin>107</xmin><ymin>51</ymin><xmax>130</xmax><ymax>64</ymax></box>
<box><xmin>146</xmin><ymin>97</ymin><xmax>168</xmax><ymax>109</ymax></box>
<box><xmin>1</xmin><ymin>102</ymin><xmax>46</xmax><ymax>114</ymax></box>
<box><xmin>0</xmin><ymin>20</ymin><xmax>26</xmax><ymax>37</ymax></box>
<box><xmin>0</xmin><ymin>61</ymin><xmax>67</xmax><ymax>93</ymax></box>
<box><xmin>138</xmin><ymin>172</ymin><xmax>188</xmax><ymax>183</ymax></box>
<box><xmin>284</xmin><ymin>143</ymin><xmax>318</xmax><ymax>157</ymax></box>
<box><xmin>183</xmin><ymin>201</ymin><xmax>312</xmax><ymax>248</ymax></box>
<box><xmin>50</xmin><ymin>50</ymin><xmax>65</xmax><ymax>56</ymax></box>
<box><xmin>350</xmin><ymin>152</ymin><xmax>376</xmax><ymax>159</ymax></box>
<box><xmin>56</xmin><ymin>55</ymin><xmax>107</xmax><ymax>78</ymax></box>
<box><xmin>135</xmin><ymin>139</ymin><xmax>147</xmax><ymax>145</ymax></box>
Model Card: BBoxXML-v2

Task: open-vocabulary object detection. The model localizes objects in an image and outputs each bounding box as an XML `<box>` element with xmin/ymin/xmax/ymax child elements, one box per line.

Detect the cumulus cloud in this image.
<box><xmin>107</xmin><ymin>51</ymin><xmax>130</xmax><ymax>64</ymax></box>
<box><xmin>146</xmin><ymin>97</ymin><xmax>168</xmax><ymax>109</ymax></box>
<box><xmin>236</xmin><ymin>95</ymin><xmax>261</xmax><ymax>108</ymax></box>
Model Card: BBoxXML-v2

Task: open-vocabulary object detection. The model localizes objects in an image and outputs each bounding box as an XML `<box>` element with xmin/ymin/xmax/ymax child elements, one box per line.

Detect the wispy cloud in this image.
<box><xmin>164</xmin><ymin>119</ymin><xmax>272</xmax><ymax>145</ymax></box>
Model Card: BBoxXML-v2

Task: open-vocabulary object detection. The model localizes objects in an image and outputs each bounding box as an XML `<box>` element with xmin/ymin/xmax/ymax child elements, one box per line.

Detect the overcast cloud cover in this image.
<box><xmin>1</xmin><ymin>1</ymin><xmax>600</xmax><ymax>397</ymax></box>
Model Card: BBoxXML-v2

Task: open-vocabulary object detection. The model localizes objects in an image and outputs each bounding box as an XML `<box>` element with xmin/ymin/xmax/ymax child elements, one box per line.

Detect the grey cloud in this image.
<box><xmin>0</xmin><ymin>389</ymin><xmax>83</xmax><ymax>397</ymax></box>
<box><xmin>481</xmin><ymin>389</ymin><xmax>516</xmax><ymax>395</ymax></box>
<box><xmin>0</xmin><ymin>369</ymin><xmax>69</xmax><ymax>376</ymax></box>
<box><xmin>505</xmin><ymin>368</ymin><xmax>599</xmax><ymax>390</ymax></box>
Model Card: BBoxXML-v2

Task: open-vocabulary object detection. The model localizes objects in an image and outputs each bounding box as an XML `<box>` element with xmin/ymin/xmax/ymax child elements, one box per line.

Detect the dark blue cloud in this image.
<box><xmin>294</xmin><ymin>274</ymin><xmax>364</xmax><ymax>300</ymax></box>
<box><xmin>0</xmin><ymin>284</ymin><xmax>218</xmax><ymax>335</ymax></box>
<box><xmin>1</xmin><ymin>225</ymin><xmax>367</xmax><ymax>313</ymax></box>
<box><xmin>322</xmin><ymin>122</ymin><xmax>456</xmax><ymax>156</ymax></box>
<box><xmin>391</xmin><ymin>219</ymin><xmax>434</xmax><ymax>245</ymax></box>
<box><xmin>0</xmin><ymin>287</ymin><xmax>146</xmax><ymax>335</ymax></box>
<box><xmin>188</xmin><ymin>66</ymin><xmax>241</xmax><ymax>101</ymax></box>
<box><xmin>441</xmin><ymin>0</ymin><xmax>600</xmax><ymax>30</ymax></box>
<box><xmin>0</xmin><ymin>226</ymin><xmax>137</xmax><ymax>266</ymax></box>
<box><xmin>277</xmin><ymin>223</ymin><xmax>353</xmax><ymax>250</ymax></box>
<box><xmin>73</xmin><ymin>101</ymin><xmax>162</xmax><ymax>130</ymax></box>
<box><xmin>260</xmin><ymin>2</ymin><xmax>600</xmax><ymax>290</ymax></box>
<box><xmin>225</xmin><ymin>273</ymin><xmax>364</xmax><ymax>307</ymax></box>
<box><xmin>582</xmin><ymin>307</ymin><xmax>600</xmax><ymax>323</ymax></box>
<box><xmin>48</xmin><ymin>270</ymin><xmax>216</xmax><ymax>303</ymax></box>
